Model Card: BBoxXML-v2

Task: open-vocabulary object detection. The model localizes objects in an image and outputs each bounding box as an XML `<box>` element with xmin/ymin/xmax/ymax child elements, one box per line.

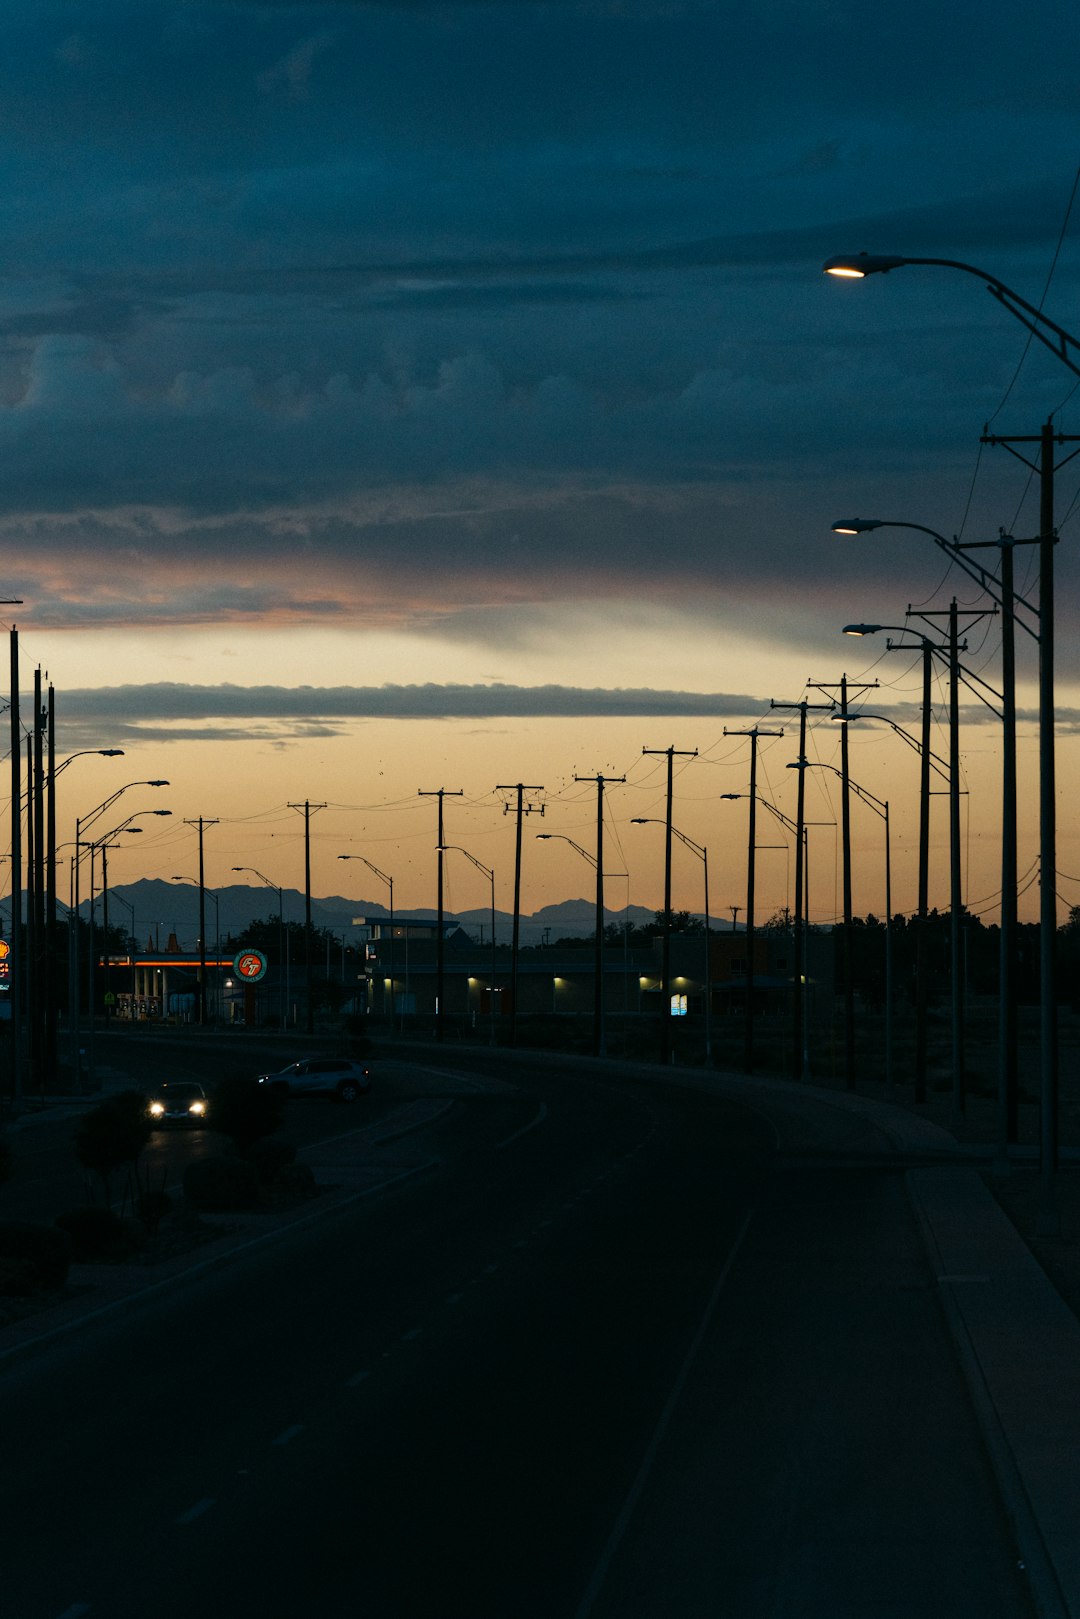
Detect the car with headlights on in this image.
<box><xmin>256</xmin><ymin>1057</ymin><xmax>371</xmax><ymax>1103</ymax></box>
<box><xmin>146</xmin><ymin>1080</ymin><xmax>211</xmax><ymax>1128</ymax></box>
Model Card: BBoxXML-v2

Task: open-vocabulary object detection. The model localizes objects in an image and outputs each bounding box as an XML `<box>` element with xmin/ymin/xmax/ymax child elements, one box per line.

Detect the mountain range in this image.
<box><xmin>92</xmin><ymin>878</ymin><xmax>666</xmax><ymax>950</ymax></box>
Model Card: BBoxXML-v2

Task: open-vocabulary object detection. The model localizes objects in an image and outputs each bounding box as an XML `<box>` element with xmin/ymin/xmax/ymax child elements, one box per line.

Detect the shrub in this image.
<box><xmin>0</xmin><ymin>1221</ymin><xmax>71</xmax><ymax>1294</ymax></box>
<box><xmin>238</xmin><ymin>1137</ymin><xmax>297</xmax><ymax>1187</ymax></box>
<box><xmin>74</xmin><ymin>1090</ymin><xmax>152</xmax><ymax>1200</ymax></box>
<box><xmin>210</xmin><ymin>1077</ymin><xmax>284</xmax><ymax>1149</ymax></box>
<box><xmin>55</xmin><ymin>1206</ymin><xmax>127</xmax><ymax>1262</ymax></box>
<box><xmin>183</xmin><ymin>1154</ymin><xmax>261</xmax><ymax>1212</ymax></box>
<box><xmin>136</xmin><ymin>1188</ymin><xmax>174</xmax><ymax>1233</ymax></box>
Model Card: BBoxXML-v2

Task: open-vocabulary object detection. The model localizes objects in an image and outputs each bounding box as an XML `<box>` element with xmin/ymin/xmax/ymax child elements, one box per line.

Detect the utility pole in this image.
<box><xmin>43</xmin><ymin>681</ymin><xmax>57</xmax><ymax>1091</ymax></box>
<box><xmin>184</xmin><ymin>817</ymin><xmax>219</xmax><ymax>1026</ymax></box>
<box><xmin>771</xmin><ymin>696</ymin><xmax>833</xmax><ymax>1079</ymax></box>
<box><xmin>419</xmin><ymin>788</ymin><xmax>463</xmax><ymax>1041</ymax></box>
<box><xmin>574</xmin><ymin>772</ymin><xmax>625</xmax><ymax>1057</ymax></box>
<box><xmin>288</xmin><ymin>801</ymin><xmax>326</xmax><ymax>1035</ymax></box>
<box><xmin>723</xmin><ymin>725</ymin><xmax>783</xmax><ymax>1073</ymax></box>
<box><xmin>908</xmin><ymin>601</ymin><xmax>992</xmax><ymax>1121</ymax></box>
<box><xmin>984</xmin><ymin>421</ymin><xmax>1080</xmax><ymax>1233</ymax></box>
<box><xmin>806</xmin><ymin>677</ymin><xmax>876</xmax><ymax>1087</ymax></box>
<box><xmin>496</xmin><ymin>783</ymin><xmax>544</xmax><ymax>1048</ymax></box>
<box><xmin>641</xmin><ymin>744</ymin><xmax>697</xmax><ymax>1064</ymax></box>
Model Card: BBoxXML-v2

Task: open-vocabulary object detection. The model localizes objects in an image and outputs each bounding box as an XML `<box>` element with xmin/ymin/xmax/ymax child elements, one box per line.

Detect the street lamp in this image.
<box><xmin>632</xmin><ymin>819</ymin><xmax>711</xmax><ymax>1061</ymax></box>
<box><xmin>793</xmin><ymin>761</ymin><xmax>892</xmax><ymax>1092</ymax></box>
<box><xmin>838</xmin><ymin>523</ymin><xmax>1033</xmax><ymax>1151</ymax></box>
<box><xmin>437</xmin><ymin>845</ymin><xmax>496</xmax><ymax>1046</ymax></box>
<box><xmin>232</xmin><ymin>866</ymin><xmax>285</xmax><ymax>1032</ymax></box>
<box><xmin>722</xmin><ymin>793</ymin><xmax>819</xmax><ymax>1081</ymax></box>
<box><xmin>338</xmin><ymin>855</ymin><xmax>396</xmax><ymax>1030</ymax></box>
<box><xmin>822</xmin><ymin>254</ymin><xmax>1080</xmax><ymax>377</ymax></box>
<box><xmin>824</xmin><ymin>254</ymin><xmax>1080</xmax><ymax>1223</ymax></box>
<box><xmin>536</xmin><ymin>833</ymin><xmax>616</xmax><ymax>1057</ymax></box>
<box><xmin>172</xmin><ymin>877</ymin><xmax>221</xmax><ymax>1022</ymax></box>
<box><xmin>844</xmin><ymin>616</ymin><xmax>974</xmax><ymax>1115</ymax></box>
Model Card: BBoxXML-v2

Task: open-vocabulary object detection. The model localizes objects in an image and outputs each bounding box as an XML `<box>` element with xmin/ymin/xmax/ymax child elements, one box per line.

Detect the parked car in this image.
<box><xmin>256</xmin><ymin>1057</ymin><xmax>371</xmax><ymax>1103</ymax></box>
<box><xmin>146</xmin><ymin>1081</ymin><xmax>211</xmax><ymax>1128</ymax></box>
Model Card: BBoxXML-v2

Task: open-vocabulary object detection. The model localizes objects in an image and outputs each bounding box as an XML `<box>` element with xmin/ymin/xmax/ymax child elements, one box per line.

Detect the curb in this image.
<box><xmin>908</xmin><ymin>1167</ymin><xmax>1080</xmax><ymax>1619</ymax></box>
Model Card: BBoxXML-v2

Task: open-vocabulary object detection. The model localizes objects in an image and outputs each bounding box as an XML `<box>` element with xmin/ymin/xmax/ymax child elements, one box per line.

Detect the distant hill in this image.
<box><xmin>90</xmin><ymin>878</ymin><xmax>662</xmax><ymax>949</ymax></box>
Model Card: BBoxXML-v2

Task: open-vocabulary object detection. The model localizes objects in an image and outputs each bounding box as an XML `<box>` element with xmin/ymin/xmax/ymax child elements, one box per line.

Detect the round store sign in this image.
<box><xmin>234</xmin><ymin>949</ymin><xmax>268</xmax><ymax>982</ymax></box>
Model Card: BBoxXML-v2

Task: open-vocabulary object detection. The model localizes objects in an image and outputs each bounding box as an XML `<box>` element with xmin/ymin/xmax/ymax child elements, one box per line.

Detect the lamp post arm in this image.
<box><xmin>825</xmin><ymin>254</ymin><xmax>1080</xmax><ymax>379</ymax></box>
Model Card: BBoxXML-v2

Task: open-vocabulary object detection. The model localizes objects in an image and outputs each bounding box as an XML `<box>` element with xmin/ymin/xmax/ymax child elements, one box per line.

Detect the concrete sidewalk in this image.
<box><xmin>698</xmin><ymin>1068</ymin><xmax>1080</xmax><ymax>1619</ymax></box>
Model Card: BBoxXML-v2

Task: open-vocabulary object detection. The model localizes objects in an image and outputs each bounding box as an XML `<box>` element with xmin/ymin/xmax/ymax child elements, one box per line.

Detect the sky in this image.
<box><xmin>4</xmin><ymin>0</ymin><xmax>1080</xmax><ymax>933</ymax></box>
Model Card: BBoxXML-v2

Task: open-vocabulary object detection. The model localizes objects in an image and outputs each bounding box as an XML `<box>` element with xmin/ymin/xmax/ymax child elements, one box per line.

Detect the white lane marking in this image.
<box><xmin>56</xmin><ymin>1605</ymin><xmax>93</xmax><ymax>1618</ymax></box>
<box><xmin>445</xmin><ymin>1292</ymin><xmax>465</xmax><ymax>1304</ymax></box>
<box><xmin>496</xmin><ymin>1101</ymin><xmax>549</xmax><ymax>1150</ymax></box>
<box><xmin>402</xmin><ymin>1328</ymin><xmax>423</xmax><ymax>1342</ymax></box>
<box><xmin>483</xmin><ymin>1263</ymin><xmax>499</xmax><ymax>1274</ymax></box>
<box><xmin>272</xmin><ymin>1425</ymin><xmax>305</xmax><ymax>1447</ymax></box>
<box><xmin>346</xmin><ymin>1370</ymin><xmax>371</xmax><ymax>1386</ymax></box>
<box><xmin>573</xmin><ymin>1207</ymin><xmax>756</xmax><ymax>1619</ymax></box>
<box><xmin>174</xmin><ymin>1498</ymin><xmax>216</xmax><ymax>1525</ymax></box>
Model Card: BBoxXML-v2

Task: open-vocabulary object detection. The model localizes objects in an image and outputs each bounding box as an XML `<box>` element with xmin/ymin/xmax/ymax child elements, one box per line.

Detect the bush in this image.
<box><xmin>74</xmin><ymin>1090</ymin><xmax>152</xmax><ymax>1199</ymax></box>
<box><xmin>136</xmin><ymin>1188</ymin><xmax>174</xmax><ymax>1233</ymax></box>
<box><xmin>210</xmin><ymin>1077</ymin><xmax>284</xmax><ymax>1149</ymax></box>
<box><xmin>237</xmin><ymin>1137</ymin><xmax>297</xmax><ymax>1187</ymax></box>
<box><xmin>0</xmin><ymin>1220</ymin><xmax>71</xmax><ymax>1294</ymax></box>
<box><xmin>55</xmin><ymin>1206</ymin><xmax>128</xmax><ymax>1262</ymax></box>
<box><xmin>183</xmin><ymin>1154</ymin><xmax>261</xmax><ymax>1212</ymax></box>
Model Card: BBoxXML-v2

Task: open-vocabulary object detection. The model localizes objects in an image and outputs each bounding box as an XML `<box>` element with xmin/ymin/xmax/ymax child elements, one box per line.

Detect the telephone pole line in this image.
<box><xmin>419</xmin><ymin>788</ymin><xmax>463</xmax><ymax>1041</ymax></box>
<box><xmin>496</xmin><ymin>783</ymin><xmax>544</xmax><ymax>1048</ymax></box>
<box><xmin>288</xmin><ymin>801</ymin><xmax>326</xmax><ymax>1034</ymax></box>
<box><xmin>641</xmin><ymin>744</ymin><xmax>697</xmax><ymax>1064</ymax></box>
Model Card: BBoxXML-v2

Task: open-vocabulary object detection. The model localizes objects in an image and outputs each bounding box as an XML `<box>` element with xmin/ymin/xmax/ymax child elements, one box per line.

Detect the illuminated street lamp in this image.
<box><xmin>437</xmin><ymin>845</ymin><xmax>496</xmax><ymax>1046</ymax></box>
<box><xmin>822</xmin><ymin>254</ymin><xmax>1080</xmax><ymax>377</ymax></box>
<box><xmin>824</xmin><ymin>254</ymin><xmax>1080</xmax><ymax>1223</ymax></box>
<box><xmin>632</xmin><ymin>819</ymin><xmax>711</xmax><ymax>1061</ymax></box>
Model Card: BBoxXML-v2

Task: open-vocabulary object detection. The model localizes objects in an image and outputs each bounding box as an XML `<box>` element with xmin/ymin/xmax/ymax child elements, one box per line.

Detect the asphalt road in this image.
<box><xmin>1</xmin><ymin>1048</ymin><xmax>1037</xmax><ymax>1618</ymax></box>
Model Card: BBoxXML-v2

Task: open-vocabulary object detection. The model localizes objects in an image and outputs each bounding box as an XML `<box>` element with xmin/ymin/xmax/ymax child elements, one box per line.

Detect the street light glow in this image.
<box><xmin>822</xmin><ymin>253</ymin><xmax>906</xmax><ymax>278</ymax></box>
<box><xmin>832</xmin><ymin>518</ymin><xmax>883</xmax><ymax>535</ymax></box>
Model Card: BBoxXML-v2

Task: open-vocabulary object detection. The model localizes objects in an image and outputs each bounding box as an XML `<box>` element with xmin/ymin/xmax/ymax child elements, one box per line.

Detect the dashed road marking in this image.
<box><xmin>346</xmin><ymin>1370</ymin><xmax>371</xmax><ymax>1386</ymax></box>
<box><xmin>56</xmin><ymin>1606</ymin><xmax>92</xmax><ymax>1618</ymax></box>
<box><xmin>445</xmin><ymin>1291</ymin><xmax>464</xmax><ymax>1304</ymax></box>
<box><xmin>402</xmin><ymin>1328</ymin><xmax>423</xmax><ymax>1342</ymax></box>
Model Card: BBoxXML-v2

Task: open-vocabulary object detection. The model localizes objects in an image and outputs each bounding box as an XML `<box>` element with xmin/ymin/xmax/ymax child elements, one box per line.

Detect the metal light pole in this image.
<box><xmin>537</xmin><ymin>832</ymin><xmax>625</xmax><ymax>1059</ymax></box>
<box><xmin>437</xmin><ymin>845</ymin><xmax>496</xmax><ymax>1046</ymax></box>
<box><xmin>824</xmin><ymin>251</ymin><xmax>1080</xmax><ymax>1221</ymax></box>
<box><xmin>632</xmin><ymin>818</ymin><xmax>711</xmax><ymax>1062</ymax></box>
<box><xmin>338</xmin><ymin>855</ymin><xmax>396</xmax><ymax>1030</ymax></box>
<box><xmin>232</xmin><ymin>866</ymin><xmax>285</xmax><ymax>1031</ymax></box>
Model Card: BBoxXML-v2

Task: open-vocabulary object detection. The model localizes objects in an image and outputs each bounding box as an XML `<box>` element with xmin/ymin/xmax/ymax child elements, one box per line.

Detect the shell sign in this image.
<box><xmin>233</xmin><ymin>949</ymin><xmax>268</xmax><ymax>982</ymax></box>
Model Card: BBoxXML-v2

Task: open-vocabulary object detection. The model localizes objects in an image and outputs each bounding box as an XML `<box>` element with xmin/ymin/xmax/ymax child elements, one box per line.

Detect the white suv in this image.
<box><xmin>257</xmin><ymin>1057</ymin><xmax>371</xmax><ymax>1103</ymax></box>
